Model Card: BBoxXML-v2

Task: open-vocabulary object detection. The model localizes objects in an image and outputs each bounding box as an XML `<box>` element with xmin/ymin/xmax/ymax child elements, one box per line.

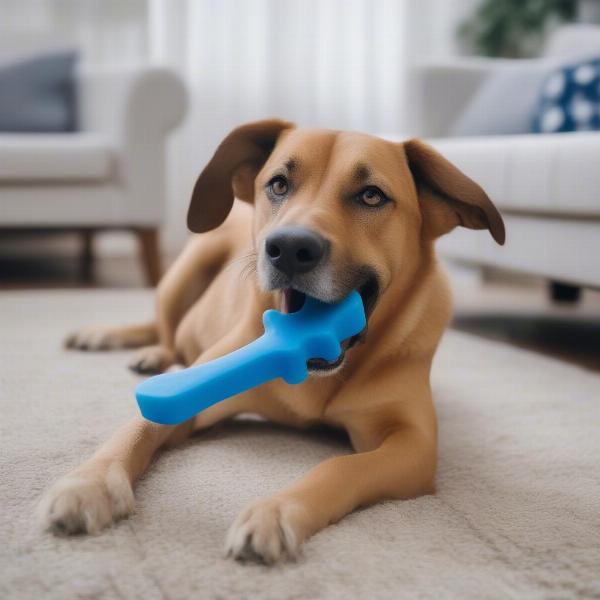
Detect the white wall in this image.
<box><xmin>406</xmin><ymin>0</ymin><xmax>481</xmax><ymax>60</ymax></box>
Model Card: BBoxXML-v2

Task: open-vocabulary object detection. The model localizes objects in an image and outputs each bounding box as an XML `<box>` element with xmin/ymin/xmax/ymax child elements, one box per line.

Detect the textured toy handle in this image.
<box><xmin>136</xmin><ymin>291</ymin><xmax>366</xmax><ymax>425</ymax></box>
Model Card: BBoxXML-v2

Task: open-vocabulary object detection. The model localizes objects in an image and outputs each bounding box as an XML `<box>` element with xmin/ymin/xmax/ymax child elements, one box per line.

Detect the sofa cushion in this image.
<box><xmin>428</xmin><ymin>132</ymin><xmax>600</xmax><ymax>214</ymax></box>
<box><xmin>382</xmin><ymin>132</ymin><xmax>600</xmax><ymax>214</ymax></box>
<box><xmin>0</xmin><ymin>134</ymin><xmax>113</xmax><ymax>181</ymax></box>
<box><xmin>450</xmin><ymin>62</ymin><xmax>558</xmax><ymax>137</ymax></box>
<box><xmin>0</xmin><ymin>50</ymin><xmax>78</xmax><ymax>133</ymax></box>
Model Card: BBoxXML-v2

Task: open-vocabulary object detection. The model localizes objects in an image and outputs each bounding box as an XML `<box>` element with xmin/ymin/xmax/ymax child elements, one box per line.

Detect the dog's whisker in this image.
<box><xmin>223</xmin><ymin>251</ymin><xmax>256</xmax><ymax>268</ymax></box>
<box><xmin>222</xmin><ymin>251</ymin><xmax>258</xmax><ymax>280</ymax></box>
<box><xmin>240</xmin><ymin>262</ymin><xmax>257</xmax><ymax>282</ymax></box>
<box><xmin>229</xmin><ymin>250</ymin><xmax>257</xmax><ymax>265</ymax></box>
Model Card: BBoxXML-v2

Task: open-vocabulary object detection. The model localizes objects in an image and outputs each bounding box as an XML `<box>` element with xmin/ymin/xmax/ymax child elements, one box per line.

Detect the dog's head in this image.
<box><xmin>188</xmin><ymin>119</ymin><xmax>504</xmax><ymax>370</ymax></box>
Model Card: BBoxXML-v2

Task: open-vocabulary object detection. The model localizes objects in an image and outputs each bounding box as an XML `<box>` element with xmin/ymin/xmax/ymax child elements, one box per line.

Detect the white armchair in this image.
<box><xmin>399</xmin><ymin>24</ymin><xmax>600</xmax><ymax>293</ymax></box>
<box><xmin>0</xmin><ymin>65</ymin><xmax>187</xmax><ymax>285</ymax></box>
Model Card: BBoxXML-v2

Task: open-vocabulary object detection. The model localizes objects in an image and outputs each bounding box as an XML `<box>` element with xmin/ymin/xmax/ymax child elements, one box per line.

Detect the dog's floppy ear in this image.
<box><xmin>188</xmin><ymin>119</ymin><xmax>294</xmax><ymax>233</ymax></box>
<box><xmin>403</xmin><ymin>139</ymin><xmax>505</xmax><ymax>245</ymax></box>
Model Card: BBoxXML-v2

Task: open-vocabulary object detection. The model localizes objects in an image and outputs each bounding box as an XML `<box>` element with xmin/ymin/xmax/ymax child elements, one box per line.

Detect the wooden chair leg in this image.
<box><xmin>80</xmin><ymin>229</ymin><xmax>95</xmax><ymax>283</ymax></box>
<box><xmin>135</xmin><ymin>227</ymin><xmax>162</xmax><ymax>287</ymax></box>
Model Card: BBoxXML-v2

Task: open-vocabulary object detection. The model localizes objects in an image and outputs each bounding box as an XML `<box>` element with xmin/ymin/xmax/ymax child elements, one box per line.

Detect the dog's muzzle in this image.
<box><xmin>258</xmin><ymin>224</ymin><xmax>380</xmax><ymax>373</ymax></box>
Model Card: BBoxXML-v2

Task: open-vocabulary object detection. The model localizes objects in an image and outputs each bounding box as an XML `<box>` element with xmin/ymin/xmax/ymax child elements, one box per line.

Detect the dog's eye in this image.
<box><xmin>358</xmin><ymin>186</ymin><xmax>387</xmax><ymax>208</ymax></box>
<box><xmin>268</xmin><ymin>176</ymin><xmax>289</xmax><ymax>197</ymax></box>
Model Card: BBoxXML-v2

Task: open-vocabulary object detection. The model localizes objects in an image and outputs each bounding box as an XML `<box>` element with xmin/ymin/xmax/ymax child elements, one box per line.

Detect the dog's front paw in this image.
<box><xmin>65</xmin><ymin>325</ymin><xmax>124</xmax><ymax>351</ymax></box>
<box><xmin>225</xmin><ymin>497</ymin><xmax>306</xmax><ymax>564</ymax></box>
<box><xmin>128</xmin><ymin>345</ymin><xmax>176</xmax><ymax>374</ymax></box>
<box><xmin>37</xmin><ymin>464</ymin><xmax>134</xmax><ymax>535</ymax></box>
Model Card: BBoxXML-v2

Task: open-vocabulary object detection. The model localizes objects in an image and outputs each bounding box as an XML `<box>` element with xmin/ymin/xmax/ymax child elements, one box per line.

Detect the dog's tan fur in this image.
<box><xmin>38</xmin><ymin>121</ymin><xmax>504</xmax><ymax>563</ymax></box>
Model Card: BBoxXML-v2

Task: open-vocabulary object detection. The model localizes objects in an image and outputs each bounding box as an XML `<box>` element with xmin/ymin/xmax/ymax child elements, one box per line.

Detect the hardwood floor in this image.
<box><xmin>0</xmin><ymin>253</ymin><xmax>146</xmax><ymax>289</ymax></box>
<box><xmin>1</xmin><ymin>252</ymin><xmax>598</xmax><ymax>372</ymax></box>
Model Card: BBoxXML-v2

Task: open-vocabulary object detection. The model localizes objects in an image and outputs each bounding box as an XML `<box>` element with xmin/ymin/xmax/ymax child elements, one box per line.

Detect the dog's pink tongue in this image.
<box><xmin>281</xmin><ymin>288</ymin><xmax>292</xmax><ymax>314</ymax></box>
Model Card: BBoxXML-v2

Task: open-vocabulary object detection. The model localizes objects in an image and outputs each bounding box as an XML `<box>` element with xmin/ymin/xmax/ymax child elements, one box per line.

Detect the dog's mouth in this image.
<box><xmin>278</xmin><ymin>276</ymin><xmax>379</xmax><ymax>373</ymax></box>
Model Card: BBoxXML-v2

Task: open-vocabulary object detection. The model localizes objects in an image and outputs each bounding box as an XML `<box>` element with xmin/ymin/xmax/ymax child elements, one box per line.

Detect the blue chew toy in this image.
<box><xmin>136</xmin><ymin>290</ymin><xmax>366</xmax><ymax>425</ymax></box>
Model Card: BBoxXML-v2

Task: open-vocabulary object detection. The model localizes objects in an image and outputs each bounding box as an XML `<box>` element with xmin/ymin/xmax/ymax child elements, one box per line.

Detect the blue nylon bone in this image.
<box><xmin>135</xmin><ymin>290</ymin><xmax>366</xmax><ymax>425</ymax></box>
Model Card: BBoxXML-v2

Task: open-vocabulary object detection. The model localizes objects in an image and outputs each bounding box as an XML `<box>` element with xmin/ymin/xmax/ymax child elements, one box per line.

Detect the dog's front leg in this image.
<box><xmin>226</xmin><ymin>426</ymin><xmax>436</xmax><ymax>563</ymax></box>
<box><xmin>38</xmin><ymin>329</ymin><xmax>260</xmax><ymax>536</ymax></box>
<box><xmin>36</xmin><ymin>418</ymin><xmax>192</xmax><ymax>535</ymax></box>
<box><xmin>37</xmin><ymin>400</ymin><xmax>247</xmax><ymax>535</ymax></box>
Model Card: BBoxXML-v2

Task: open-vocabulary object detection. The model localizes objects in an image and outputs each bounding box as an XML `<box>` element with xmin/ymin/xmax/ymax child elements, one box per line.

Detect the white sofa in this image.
<box><xmin>403</xmin><ymin>25</ymin><xmax>600</xmax><ymax>292</ymax></box>
<box><xmin>0</xmin><ymin>64</ymin><xmax>187</xmax><ymax>285</ymax></box>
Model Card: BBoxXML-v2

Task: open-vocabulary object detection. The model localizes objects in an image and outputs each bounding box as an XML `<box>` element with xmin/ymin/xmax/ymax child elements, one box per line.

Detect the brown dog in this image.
<box><xmin>37</xmin><ymin>120</ymin><xmax>504</xmax><ymax>563</ymax></box>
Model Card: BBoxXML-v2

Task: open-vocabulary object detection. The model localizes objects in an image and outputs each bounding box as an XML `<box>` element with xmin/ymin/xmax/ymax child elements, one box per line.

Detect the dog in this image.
<box><xmin>37</xmin><ymin>120</ymin><xmax>504</xmax><ymax>563</ymax></box>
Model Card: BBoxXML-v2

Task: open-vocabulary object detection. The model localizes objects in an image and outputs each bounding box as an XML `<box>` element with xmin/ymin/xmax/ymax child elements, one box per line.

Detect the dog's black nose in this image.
<box><xmin>265</xmin><ymin>226</ymin><xmax>328</xmax><ymax>277</ymax></box>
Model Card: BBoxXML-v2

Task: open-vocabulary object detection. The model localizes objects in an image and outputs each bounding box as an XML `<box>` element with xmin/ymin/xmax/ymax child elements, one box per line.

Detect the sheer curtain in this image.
<box><xmin>148</xmin><ymin>0</ymin><xmax>409</xmax><ymax>249</ymax></box>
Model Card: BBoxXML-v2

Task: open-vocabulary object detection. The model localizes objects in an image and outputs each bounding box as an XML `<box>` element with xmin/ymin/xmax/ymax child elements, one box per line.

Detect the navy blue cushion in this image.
<box><xmin>0</xmin><ymin>50</ymin><xmax>78</xmax><ymax>133</ymax></box>
<box><xmin>533</xmin><ymin>57</ymin><xmax>600</xmax><ymax>133</ymax></box>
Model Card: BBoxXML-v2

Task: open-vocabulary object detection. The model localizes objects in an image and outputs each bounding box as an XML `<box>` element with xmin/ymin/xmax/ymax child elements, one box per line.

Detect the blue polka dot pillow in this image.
<box><xmin>533</xmin><ymin>57</ymin><xmax>600</xmax><ymax>133</ymax></box>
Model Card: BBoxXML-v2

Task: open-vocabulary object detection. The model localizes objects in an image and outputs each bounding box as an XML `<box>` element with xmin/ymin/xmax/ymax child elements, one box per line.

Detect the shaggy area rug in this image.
<box><xmin>1</xmin><ymin>290</ymin><xmax>599</xmax><ymax>599</ymax></box>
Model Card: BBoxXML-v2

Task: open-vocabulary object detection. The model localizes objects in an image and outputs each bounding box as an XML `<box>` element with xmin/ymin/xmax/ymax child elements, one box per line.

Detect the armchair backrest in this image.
<box><xmin>543</xmin><ymin>24</ymin><xmax>600</xmax><ymax>60</ymax></box>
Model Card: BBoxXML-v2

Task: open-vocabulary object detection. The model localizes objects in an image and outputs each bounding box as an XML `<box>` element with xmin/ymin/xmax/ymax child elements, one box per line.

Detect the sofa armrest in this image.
<box><xmin>408</xmin><ymin>58</ymin><xmax>555</xmax><ymax>138</ymax></box>
<box><xmin>77</xmin><ymin>67</ymin><xmax>188</xmax><ymax>224</ymax></box>
<box><xmin>77</xmin><ymin>66</ymin><xmax>187</xmax><ymax>140</ymax></box>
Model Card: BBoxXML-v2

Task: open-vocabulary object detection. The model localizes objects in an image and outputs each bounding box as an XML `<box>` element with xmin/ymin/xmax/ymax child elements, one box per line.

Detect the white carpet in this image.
<box><xmin>1</xmin><ymin>290</ymin><xmax>599</xmax><ymax>599</ymax></box>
